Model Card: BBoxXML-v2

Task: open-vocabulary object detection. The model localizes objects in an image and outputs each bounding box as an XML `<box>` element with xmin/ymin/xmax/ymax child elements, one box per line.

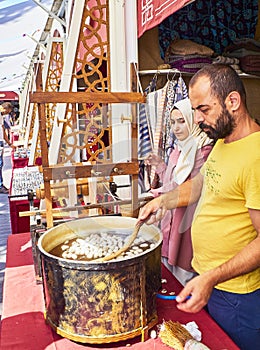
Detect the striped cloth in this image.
<box><xmin>161</xmin><ymin>78</ymin><xmax>178</xmax><ymax>161</ymax></box>
<box><xmin>149</xmin><ymin>81</ymin><xmax>169</xmax><ymax>188</ymax></box>
<box><xmin>138</xmin><ymin>76</ymin><xmax>158</xmax><ymax>192</ymax></box>
<box><xmin>138</xmin><ymin>76</ymin><xmax>157</xmax><ymax>159</ymax></box>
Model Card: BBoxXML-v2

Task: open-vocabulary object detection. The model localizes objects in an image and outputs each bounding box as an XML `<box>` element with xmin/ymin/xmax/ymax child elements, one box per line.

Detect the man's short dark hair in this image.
<box><xmin>189</xmin><ymin>64</ymin><xmax>247</xmax><ymax>107</ymax></box>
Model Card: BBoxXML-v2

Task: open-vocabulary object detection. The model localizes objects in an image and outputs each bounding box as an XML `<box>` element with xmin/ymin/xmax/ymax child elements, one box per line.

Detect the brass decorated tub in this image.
<box><xmin>38</xmin><ymin>216</ymin><xmax>162</xmax><ymax>344</ymax></box>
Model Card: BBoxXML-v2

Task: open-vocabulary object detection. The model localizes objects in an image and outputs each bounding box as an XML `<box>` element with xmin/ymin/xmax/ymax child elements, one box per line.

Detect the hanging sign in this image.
<box><xmin>137</xmin><ymin>0</ymin><xmax>194</xmax><ymax>37</ymax></box>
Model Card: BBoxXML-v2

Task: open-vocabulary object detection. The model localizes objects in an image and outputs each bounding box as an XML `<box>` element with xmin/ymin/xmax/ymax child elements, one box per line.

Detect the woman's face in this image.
<box><xmin>170</xmin><ymin>109</ymin><xmax>189</xmax><ymax>141</ymax></box>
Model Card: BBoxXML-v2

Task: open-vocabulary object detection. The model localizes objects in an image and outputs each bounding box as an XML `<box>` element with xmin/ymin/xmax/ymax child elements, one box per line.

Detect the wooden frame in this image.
<box><xmin>30</xmin><ymin>63</ymin><xmax>145</xmax><ymax>228</ymax></box>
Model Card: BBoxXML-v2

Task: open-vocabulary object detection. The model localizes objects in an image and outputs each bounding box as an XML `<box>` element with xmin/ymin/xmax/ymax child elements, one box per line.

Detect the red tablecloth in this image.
<box><xmin>0</xmin><ymin>233</ymin><xmax>239</xmax><ymax>350</ymax></box>
<box><xmin>11</xmin><ymin>156</ymin><xmax>29</xmax><ymax>169</ymax></box>
<box><xmin>9</xmin><ymin>198</ymin><xmax>40</xmax><ymax>234</ymax></box>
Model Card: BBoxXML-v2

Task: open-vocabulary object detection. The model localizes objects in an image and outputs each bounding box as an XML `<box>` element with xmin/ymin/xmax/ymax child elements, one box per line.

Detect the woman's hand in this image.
<box><xmin>145</xmin><ymin>153</ymin><xmax>164</xmax><ymax>167</ymax></box>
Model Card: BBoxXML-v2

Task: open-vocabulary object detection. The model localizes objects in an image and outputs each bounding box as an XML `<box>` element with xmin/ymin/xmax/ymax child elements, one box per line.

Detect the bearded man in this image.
<box><xmin>138</xmin><ymin>64</ymin><xmax>260</xmax><ymax>350</ymax></box>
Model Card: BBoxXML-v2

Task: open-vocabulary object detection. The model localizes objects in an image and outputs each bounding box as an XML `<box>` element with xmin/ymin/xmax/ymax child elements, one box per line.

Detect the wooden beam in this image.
<box><xmin>42</xmin><ymin>162</ymin><xmax>139</xmax><ymax>181</ymax></box>
<box><xmin>29</xmin><ymin>91</ymin><xmax>146</xmax><ymax>104</ymax></box>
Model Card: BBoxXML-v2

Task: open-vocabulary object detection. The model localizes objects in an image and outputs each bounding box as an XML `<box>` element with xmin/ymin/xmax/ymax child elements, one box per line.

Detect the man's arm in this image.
<box><xmin>176</xmin><ymin>208</ymin><xmax>260</xmax><ymax>313</ymax></box>
<box><xmin>138</xmin><ymin>172</ymin><xmax>204</xmax><ymax>224</ymax></box>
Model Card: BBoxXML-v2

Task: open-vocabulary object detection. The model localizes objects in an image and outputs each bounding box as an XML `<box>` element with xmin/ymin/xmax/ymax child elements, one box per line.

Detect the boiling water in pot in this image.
<box><xmin>49</xmin><ymin>230</ymin><xmax>156</xmax><ymax>261</ymax></box>
<box><xmin>38</xmin><ymin>217</ymin><xmax>162</xmax><ymax>343</ymax></box>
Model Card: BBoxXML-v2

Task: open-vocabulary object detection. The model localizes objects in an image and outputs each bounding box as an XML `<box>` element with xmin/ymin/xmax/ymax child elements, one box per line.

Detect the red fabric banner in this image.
<box><xmin>137</xmin><ymin>0</ymin><xmax>193</xmax><ymax>37</ymax></box>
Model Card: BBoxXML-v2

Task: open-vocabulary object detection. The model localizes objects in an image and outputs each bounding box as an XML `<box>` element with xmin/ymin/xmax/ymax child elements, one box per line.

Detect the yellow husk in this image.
<box><xmin>159</xmin><ymin>320</ymin><xmax>193</xmax><ymax>350</ymax></box>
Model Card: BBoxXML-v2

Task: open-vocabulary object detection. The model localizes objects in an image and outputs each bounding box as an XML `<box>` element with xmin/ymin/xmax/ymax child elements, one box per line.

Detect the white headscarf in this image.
<box><xmin>172</xmin><ymin>98</ymin><xmax>213</xmax><ymax>185</ymax></box>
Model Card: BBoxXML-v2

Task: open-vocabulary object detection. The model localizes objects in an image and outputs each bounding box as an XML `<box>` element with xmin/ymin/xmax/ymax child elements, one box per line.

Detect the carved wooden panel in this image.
<box><xmin>46</xmin><ymin>41</ymin><xmax>64</xmax><ymax>93</ymax></box>
<box><xmin>34</xmin><ymin>40</ymin><xmax>64</xmax><ymax>163</ymax></box>
<box><xmin>58</xmin><ymin>0</ymin><xmax>111</xmax><ymax>164</ymax></box>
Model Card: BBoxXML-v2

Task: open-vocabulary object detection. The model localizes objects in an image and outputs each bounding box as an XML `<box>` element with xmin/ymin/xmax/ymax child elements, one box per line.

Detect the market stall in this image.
<box><xmin>2</xmin><ymin>1</ymin><xmax>259</xmax><ymax>349</ymax></box>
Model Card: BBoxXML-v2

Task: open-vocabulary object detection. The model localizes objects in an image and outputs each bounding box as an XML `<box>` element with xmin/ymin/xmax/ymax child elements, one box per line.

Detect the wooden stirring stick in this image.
<box><xmin>96</xmin><ymin>220</ymin><xmax>144</xmax><ymax>262</ymax></box>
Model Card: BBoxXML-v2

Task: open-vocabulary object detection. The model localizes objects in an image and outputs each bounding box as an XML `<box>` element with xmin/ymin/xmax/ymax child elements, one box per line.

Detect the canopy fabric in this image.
<box><xmin>0</xmin><ymin>0</ymin><xmax>53</xmax><ymax>92</ymax></box>
<box><xmin>137</xmin><ymin>0</ymin><xmax>194</xmax><ymax>37</ymax></box>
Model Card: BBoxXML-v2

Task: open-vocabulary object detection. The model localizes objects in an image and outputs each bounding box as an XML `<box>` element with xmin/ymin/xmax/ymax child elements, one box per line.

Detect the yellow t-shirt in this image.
<box><xmin>192</xmin><ymin>132</ymin><xmax>260</xmax><ymax>293</ymax></box>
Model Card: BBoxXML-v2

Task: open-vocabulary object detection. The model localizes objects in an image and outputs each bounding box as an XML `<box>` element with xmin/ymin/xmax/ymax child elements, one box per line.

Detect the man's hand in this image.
<box><xmin>176</xmin><ymin>272</ymin><xmax>216</xmax><ymax>313</ymax></box>
<box><xmin>138</xmin><ymin>196</ymin><xmax>167</xmax><ymax>225</ymax></box>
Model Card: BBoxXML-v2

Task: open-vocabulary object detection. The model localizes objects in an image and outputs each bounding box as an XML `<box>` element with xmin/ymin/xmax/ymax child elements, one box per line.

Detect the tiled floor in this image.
<box><xmin>0</xmin><ymin>147</ymin><xmax>13</xmax><ymax>318</ymax></box>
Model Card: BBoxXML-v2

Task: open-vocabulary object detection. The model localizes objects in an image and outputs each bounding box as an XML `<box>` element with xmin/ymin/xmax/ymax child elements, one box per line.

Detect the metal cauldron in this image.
<box><xmin>38</xmin><ymin>216</ymin><xmax>162</xmax><ymax>344</ymax></box>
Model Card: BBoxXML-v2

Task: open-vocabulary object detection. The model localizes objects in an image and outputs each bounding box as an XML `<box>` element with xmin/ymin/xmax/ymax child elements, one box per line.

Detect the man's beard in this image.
<box><xmin>199</xmin><ymin>108</ymin><xmax>236</xmax><ymax>140</ymax></box>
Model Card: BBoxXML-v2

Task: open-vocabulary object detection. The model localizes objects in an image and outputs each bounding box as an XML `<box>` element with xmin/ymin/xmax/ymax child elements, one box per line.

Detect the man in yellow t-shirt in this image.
<box><xmin>192</xmin><ymin>133</ymin><xmax>260</xmax><ymax>294</ymax></box>
<box><xmin>138</xmin><ymin>64</ymin><xmax>260</xmax><ymax>350</ymax></box>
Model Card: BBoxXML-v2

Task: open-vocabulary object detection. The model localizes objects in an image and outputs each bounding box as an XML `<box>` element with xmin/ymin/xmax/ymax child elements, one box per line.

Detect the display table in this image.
<box><xmin>0</xmin><ymin>232</ymin><xmax>239</xmax><ymax>350</ymax></box>
<box><xmin>9</xmin><ymin>167</ymin><xmax>43</xmax><ymax>234</ymax></box>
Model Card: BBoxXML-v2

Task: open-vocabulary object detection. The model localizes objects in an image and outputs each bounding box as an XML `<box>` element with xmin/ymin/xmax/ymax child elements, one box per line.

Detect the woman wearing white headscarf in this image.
<box><xmin>145</xmin><ymin>98</ymin><xmax>213</xmax><ymax>285</ymax></box>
